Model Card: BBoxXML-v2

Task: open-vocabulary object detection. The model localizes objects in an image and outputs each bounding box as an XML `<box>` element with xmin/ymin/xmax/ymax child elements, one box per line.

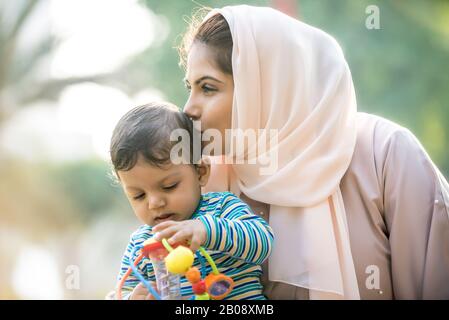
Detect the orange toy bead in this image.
<box><xmin>204</xmin><ymin>273</ymin><xmax>234</xmax><ymax>300</ymax></box>
<box><xmin>185</xmin><ymin>267</ymin><xmax>201</xmax><ymax>283</ymax></box>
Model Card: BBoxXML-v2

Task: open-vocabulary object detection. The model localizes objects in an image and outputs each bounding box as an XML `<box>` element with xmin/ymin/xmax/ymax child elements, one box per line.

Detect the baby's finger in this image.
<box><xmin>189</xmin><ymin>233</ymin><xmax>203</xmax><ymax>252</ymax></box>
<box><xmin>130</xmin><ymin>282</ymin><xmax>149</xmax><ymax>299</ymax></box>
<box><xmin>145</xmin><ymin>282</ymin><xmax>159</xmax><ymax>300</ymax></box>
<box><xmin>152</xmin><ymin>220</ymin><xmax>177</xmax><ymax>232</ymax></box>
<box><xmin>154</xmin><ymin>225</ymin><xmax>181</xmax><ymax>242</ymax></box>
<box><xmin>168</xmin><ymin>229</ymin><xmax>191</xmax><ymax>245</ymax></box>
<box><xmin>145</xmin><ymin>293</ymin><xmax>157</xmax><ymax>300</ymax></box>
<box><xmin>136</xmin><ymin>282</ymin><xmax>146</xmax><ymax>287</ymax></box>
<box><xmin>134</xmin><ymin>282</ymin><xmax>149</xmax><ymax>293</ymax></box>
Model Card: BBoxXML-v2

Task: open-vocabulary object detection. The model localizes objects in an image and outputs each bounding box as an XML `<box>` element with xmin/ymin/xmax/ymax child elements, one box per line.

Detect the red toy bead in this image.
<box><xmin>192</xmin><ymin>280</ymin><xmax>206</xmax><ymax>294</ymax></box>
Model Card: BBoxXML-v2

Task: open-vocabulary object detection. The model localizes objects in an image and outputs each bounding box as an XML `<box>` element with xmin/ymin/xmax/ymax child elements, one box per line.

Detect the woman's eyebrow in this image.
<box><xmin>184</xmin><ymin>76</ymin><xmax>224</xmax><ymax>85</ymax></box>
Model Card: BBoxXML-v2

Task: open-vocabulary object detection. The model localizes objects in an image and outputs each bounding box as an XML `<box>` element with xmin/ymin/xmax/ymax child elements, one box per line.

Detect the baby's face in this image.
<box><xmin>118</xmin><ymin>155</ymin><xmax>209</xmax><ymax>227</ymax></box>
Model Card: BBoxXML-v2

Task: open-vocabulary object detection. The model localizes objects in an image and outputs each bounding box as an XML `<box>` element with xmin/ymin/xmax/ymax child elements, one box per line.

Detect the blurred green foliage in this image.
<box><xmin>45</xmin><ymin>160</ymin><xmax>128</xmax><ymax>222</ymax></box>
<box><xmin>1</xmin><ymin>1</ymin><xmax>447</xmax><ymax>228</ymax></box>
<box><xmin>0</xmin><ymin>159</ymin><xmax>131</xmax><ymax>232</ymax></box>
<box><xmin>125</xmin><ymin>0</ymin><xmax>448</xmax><ymax>175</ymax></box>
<box><xmin>121</xmin><ymin>0</ymin><xmax>267</xmax><ymax>107</ymax></box>
<box><xmin>1</xmin><ymin>0</ymin><xmax>448</xmax><ymax>299</ymax></box>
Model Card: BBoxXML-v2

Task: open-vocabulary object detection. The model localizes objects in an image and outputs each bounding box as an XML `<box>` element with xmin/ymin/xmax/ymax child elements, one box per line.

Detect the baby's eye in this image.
<box><xmin>133</xmin><ymin>193</ymin><xmax>145</xmax><ymax>200</ymax></box>
<box><xmin>162</xmin><ymin>183</ymin><xmax>178</xmax><ymax>191</ymax></box>
<box><xmin>185</xmin><ymin>83</ymin><xmax>191</xmax><ymax>91</ymax></box>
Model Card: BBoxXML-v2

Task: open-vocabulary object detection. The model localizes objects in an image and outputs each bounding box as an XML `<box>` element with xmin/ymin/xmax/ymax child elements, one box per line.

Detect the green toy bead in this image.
<box><xmin>195</xmin><ymin>293</ymin><xmax>210</xmax><ymax>300</ymax></box>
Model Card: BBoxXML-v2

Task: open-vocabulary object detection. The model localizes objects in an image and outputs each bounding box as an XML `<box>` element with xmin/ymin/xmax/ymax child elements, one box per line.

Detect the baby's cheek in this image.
<box><xmin>175</xmin><ymin>193</ymin><xmax>199</xmax><ymax>219</ymax></box>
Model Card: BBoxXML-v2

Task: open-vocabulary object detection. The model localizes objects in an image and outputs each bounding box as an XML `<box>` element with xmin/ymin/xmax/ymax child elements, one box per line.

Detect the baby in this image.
<box><xmin>110</xmin><ymin>102</ymin><xmax>274</xmax><ymax>300</ymax></box>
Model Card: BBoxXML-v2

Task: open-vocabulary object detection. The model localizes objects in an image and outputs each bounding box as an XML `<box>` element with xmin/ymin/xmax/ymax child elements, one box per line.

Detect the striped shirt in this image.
<box><xmin>117</xmin><ymin>191</ymin><xmax>274</xmax><ymax>300</ymax></box>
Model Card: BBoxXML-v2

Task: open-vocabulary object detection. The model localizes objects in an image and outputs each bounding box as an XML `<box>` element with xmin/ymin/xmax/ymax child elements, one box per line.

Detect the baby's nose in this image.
<box><xmin>147</xmin><ymin>196</ymin><xmax>165</xmax><ymax>210</ymax></box>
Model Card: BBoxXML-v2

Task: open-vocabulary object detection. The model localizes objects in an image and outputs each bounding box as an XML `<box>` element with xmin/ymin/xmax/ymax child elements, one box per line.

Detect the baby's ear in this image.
<box><xmin>196</xmin><ymin>157</ymin><xmax>211</xmax><ymax>187</ymax></box>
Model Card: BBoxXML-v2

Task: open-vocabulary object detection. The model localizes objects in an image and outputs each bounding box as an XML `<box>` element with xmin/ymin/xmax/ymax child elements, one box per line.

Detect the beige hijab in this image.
<box><xmin>202</xmin><ymin>5</ymin><xmax>360</xmax><ymax>299</ymax></box>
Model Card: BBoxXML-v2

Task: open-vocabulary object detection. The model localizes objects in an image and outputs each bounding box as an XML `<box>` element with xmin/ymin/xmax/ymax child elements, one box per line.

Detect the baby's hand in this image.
<box><xmin>129</xmin><ymin>282</ymin><xmax>158</xmax><ymax>300</ymax></box>
<box><xmin>152</xmin><ymin>220</ymin><xmax>207</xmax><ymax>252</ymax></box>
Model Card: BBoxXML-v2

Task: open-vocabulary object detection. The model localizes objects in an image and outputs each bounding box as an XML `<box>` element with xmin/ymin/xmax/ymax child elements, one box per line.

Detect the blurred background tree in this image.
<box><xmin>131</xmin><ymin>0</ymin><xmax>449</xmax><ymax>173</ymax></box>
<box><xmin>0</xmin><ymin>0</ymin><xmax>447</xmax><ymax>299</ymax></box>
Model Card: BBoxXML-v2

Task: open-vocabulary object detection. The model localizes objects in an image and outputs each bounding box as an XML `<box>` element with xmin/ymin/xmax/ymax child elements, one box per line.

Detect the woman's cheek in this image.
<box><xmin>205</xmin><ymin>108</ymin><xmax>223</xmax><ymax>131</ymax></box>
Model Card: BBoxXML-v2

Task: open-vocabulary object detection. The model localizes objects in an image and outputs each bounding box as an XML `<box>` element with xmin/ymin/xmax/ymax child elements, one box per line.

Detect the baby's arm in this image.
<box><xmin>152</xmin><ymin>193</ymin><xmax>274</xmax><ymax>264</ymax></box>
<box><xmin>197</xmin><ymin>193</ymin><xmax>274</xmax><ymax>265</ymax></box>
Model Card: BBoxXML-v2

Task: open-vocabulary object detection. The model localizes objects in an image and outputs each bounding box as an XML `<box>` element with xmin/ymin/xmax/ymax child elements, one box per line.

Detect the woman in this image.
<box><xmin>180</xmin><ymin>5</ymin><xmax>449</xmax><ymax>299</ymax></box>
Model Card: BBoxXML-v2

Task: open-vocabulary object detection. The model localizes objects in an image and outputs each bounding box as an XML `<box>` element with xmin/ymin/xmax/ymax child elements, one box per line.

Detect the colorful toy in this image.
<box><xmin>116</xmin><ymin>238</ymin><xmax>234</xmax><ymax>300</ymax></box>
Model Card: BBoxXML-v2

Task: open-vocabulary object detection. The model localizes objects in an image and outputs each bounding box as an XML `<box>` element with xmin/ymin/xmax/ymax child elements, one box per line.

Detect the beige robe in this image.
<box><xmin>260</xmin><ymin>112</ymin><xmax>449</xmax><ymax>299</ymax></box>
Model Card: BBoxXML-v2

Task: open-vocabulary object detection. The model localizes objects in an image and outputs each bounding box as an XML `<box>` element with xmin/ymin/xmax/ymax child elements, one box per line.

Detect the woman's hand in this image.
<box><xmin>129</xmin><ymin>282</ymin><xmax>158</xmax><ymax>300</ymax></box>
<box><xmin>152</xmin><ymin>220</ymin><xmax>207</xmax><ymax>252</ymax></box>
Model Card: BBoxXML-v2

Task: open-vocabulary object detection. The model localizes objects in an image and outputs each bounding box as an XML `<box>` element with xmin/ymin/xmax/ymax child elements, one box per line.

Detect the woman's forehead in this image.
<box><xmin>185</xmin><ymin>42</ymin><xmax>224</xmax><ymax>82</ymax></box>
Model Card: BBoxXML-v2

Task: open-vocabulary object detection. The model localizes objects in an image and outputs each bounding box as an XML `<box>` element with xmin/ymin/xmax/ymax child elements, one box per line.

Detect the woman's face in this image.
<box><xmin>184</xmin><ymin>42</ymin><xmax>234</xmax><ymax>155</ymax></box>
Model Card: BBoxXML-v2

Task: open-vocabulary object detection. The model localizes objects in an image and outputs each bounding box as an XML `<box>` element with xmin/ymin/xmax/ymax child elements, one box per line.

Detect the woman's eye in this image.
<box><xmin>133</xmin><ymin>193</ymin><xmax>145</xmax><ymax>200</ymax></box>
<box><xmin>185</xmin><ymin>84</ymin><xmax>191</xmax><ymax>91</ymax></box>
<box><xmin>202</xmin><ymin>84</ymin><xmax>216</xmax><ymax>94</ymax></box>
<box><xmin>163</xmin><ymin>183</ymin><xmax>178</xmax><ymax>191</ymax></box>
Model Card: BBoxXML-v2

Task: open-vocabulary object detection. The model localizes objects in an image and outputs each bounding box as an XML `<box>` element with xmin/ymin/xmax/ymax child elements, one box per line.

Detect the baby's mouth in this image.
<box><xmin>154</xmin><ymin>213</ymin><xmax>175</xmax><ymax>223</ymax></box>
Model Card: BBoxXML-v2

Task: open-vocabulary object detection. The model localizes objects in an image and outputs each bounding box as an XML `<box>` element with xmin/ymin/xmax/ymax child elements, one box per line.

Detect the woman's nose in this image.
<box><xmin>184</xmin><ymin>98</ymin><xmax>201</xmax><ymax>121</ymax></box>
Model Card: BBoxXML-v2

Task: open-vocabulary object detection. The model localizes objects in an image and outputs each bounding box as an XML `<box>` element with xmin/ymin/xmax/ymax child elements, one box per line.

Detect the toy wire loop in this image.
<box><xmin>117</xmin><ymin>239</ymin><xmax>233</xmax><ymax>300</ymax></box>
<box><xmin>116</xmin><ymin>246</ymin><xmax>161</xmax><ymax>300</ymax></box>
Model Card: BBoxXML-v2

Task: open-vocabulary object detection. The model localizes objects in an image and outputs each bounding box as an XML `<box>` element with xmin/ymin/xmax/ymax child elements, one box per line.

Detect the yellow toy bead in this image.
<box><xmin>165</xmin><ymin>246</ymin><xmax>194</xmax><ymax>274</ymax></box>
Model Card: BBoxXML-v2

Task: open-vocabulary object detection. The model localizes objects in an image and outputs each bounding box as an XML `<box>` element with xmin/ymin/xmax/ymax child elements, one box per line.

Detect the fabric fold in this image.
<box><xmin>202</xmin><ymin>5</ymin><xmax>360</xmax><ymax>299</ymax></box>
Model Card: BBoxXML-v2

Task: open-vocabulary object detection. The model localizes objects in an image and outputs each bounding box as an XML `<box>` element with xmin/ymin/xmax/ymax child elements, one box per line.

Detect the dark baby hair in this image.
<box><xmin>179</xmin><ymin>9</ymin><xmax>233</xmax><ymax>75</ymax></box>
<box><xmin>110</xmin><ymin>102</ymin><xmax>199</xmax><ymax>172</ymax></box>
